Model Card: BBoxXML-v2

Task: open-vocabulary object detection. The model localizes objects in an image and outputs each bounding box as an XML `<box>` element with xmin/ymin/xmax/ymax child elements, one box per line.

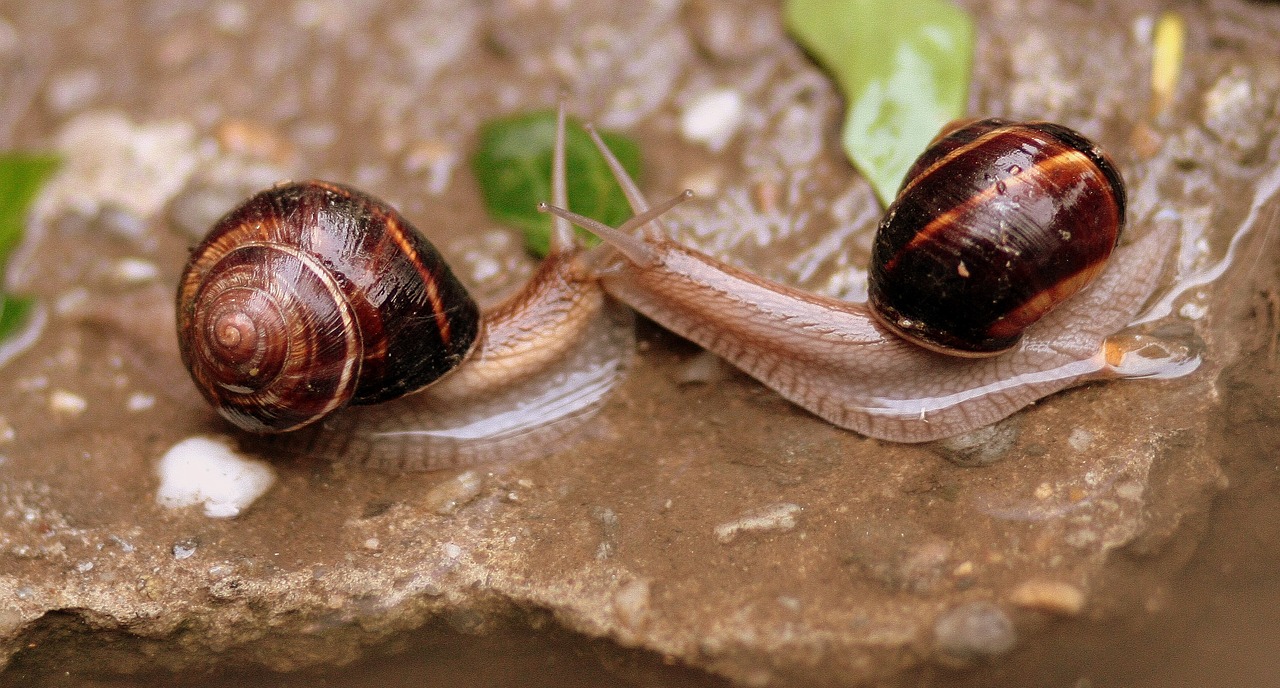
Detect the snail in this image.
<box><xmin>176</xmin><ymin>106</ymin><xmax>634</xmax><ymax>471</ymax></box>
<box><xmin>541</xmin><ymin>118</ymin><xmax>1195</xmax><ymax>443</ymax></box>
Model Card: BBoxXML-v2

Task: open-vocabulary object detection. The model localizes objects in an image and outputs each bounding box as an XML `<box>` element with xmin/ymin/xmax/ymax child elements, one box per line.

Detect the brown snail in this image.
<box><xmin>541</xmin><ymin>119</ymin><xmax>1193</xmax><ymax>442</ymax></box>
<box><xmin>177</xmin><ymin>106</ymin><xmax>633</xmax><ymax>470</ymax></box>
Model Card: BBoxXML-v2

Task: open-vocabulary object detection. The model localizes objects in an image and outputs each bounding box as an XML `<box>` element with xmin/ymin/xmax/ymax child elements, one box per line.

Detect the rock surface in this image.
<box><xmin>1</xmin><ymin>0</ymin><xmax>1277</xmax><ymax>685</ymax></box>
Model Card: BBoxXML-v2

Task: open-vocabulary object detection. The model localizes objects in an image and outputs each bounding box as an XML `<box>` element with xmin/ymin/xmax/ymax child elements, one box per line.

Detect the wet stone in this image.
<box><xmin>0</xmin><ymin>0</ymin><xmax>1267</xmax><ymax>686</ymax></box>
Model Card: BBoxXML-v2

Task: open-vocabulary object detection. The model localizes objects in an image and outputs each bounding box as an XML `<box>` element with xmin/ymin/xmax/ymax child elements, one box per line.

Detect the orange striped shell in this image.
<box><xmin>868</xmin><ymin>119</ymin><xmax>1126</xmax><ymax>356</ymax></box>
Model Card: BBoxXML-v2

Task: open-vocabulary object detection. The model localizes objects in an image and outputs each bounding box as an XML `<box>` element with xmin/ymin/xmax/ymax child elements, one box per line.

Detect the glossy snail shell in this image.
<box><xmin>868</xmin><ymin>119</ymin><xmax>1127</xmax><ymax>356</ymax></box>
<box><xmin>176</xmin><ymin>180</ymin><xmax>480</xmax><ymax>433</ymax></box>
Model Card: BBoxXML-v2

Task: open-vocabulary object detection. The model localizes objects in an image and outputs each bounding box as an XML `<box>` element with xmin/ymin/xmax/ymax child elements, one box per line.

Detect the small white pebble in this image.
<box><xmin>1179</xmin><ymin>301</ymin><xmax>1208</xmax><ymax>320</ymax></box>
<box><xmin>49</xmin><ymin>390</ymin><xmax>88</xmax><ymax>416</ymax></box>
<box><xmin>1034</xmin><ymin>482</ymin><xmax>1054</xmax><ymax>500</ymax></box>
<box><xmin>111</xmin><ymin>257</ymin><xmax>160</xmax><ymax>284</ymax></box>
<box><xmin>155</xmin><ymin>435</ymin><xmax>276</xmax><ymax>518</ymax></box>
<box><xmin>172</xmin><ymin>542</ymin><xmax>197</xmax><ymax>560</ymax></box>
<box><xmin>714</xmin><ymin>503</ymin><xmax>802</xmax><ymax>543</ymax></box>
<box><xmin>442</xmin><ymin>542</ymin><xmax>463</xmax><ymax>559</ymax></box>
<box><xmin>126</xmin><ymin>393</ymin><xmax>156</xmax><ymax>412</ymax></box>
<box><xmin>76</xmin><ymin>561</ymin><xmax>94</xmax><ymax>573</ymax></box>
<box><xmin>680</xmin><ymin>88</ymin><xmax>744</xmax><ymax>151</ymax></box>
<box><xmin>363</xmin><ymin>537</ymin><xmax>381</xmax><ymax>551</ymax></box>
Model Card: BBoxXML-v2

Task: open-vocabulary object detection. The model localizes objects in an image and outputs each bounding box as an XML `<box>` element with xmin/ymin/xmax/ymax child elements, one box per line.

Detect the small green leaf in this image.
<box><xmin>0</xmin><ymin>152</ymin><xmax>60</xmax><ymax>264</ymax></box>
<box><xmin>785</xmin><ymin>0</ymin><xmax>974</xmax><ymax>206</ymax></box>
<box><xmin>473</xmin><ymin>111</ymin><xmax>642</xmax><ymax>257</ymax></box>
<box><xmin>0</xmin><ymin>293</ymin><xmax>34</xmax><ymax>342</ymax></box>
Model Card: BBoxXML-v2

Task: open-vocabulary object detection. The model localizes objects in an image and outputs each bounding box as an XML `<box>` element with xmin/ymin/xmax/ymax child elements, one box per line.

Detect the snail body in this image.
<box><xmin>177</xmin><ymin>107</ymin><xmax>632</xmax><ymax>470</ymax></box>
<box><xmin>542</xmin><ymin>120</ymin><xmax>1187</xmax><ymax>442</ymax></box>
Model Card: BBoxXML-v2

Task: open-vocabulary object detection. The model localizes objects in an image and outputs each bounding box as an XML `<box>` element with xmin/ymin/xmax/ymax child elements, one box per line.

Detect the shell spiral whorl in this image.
<box><xmin>177</xmin><ymin>180</ymin><xmax>481</xmax><ymax>433</ymax></box>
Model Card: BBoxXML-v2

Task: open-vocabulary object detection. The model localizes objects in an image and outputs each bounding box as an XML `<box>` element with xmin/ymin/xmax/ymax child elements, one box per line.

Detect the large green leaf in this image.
<box><xmin>785</xmin><ymin>0</ymin><xmax>974</xmax><ymax>206</ymax></box>
<box><xmin>473</xmin><ymin>111</ymin><xmax>642</xmax><ymax>257</ymax></box>
<box><xmin>0</xmin><ymin>152</ymin><xmax>60</xmax><ymax>263</ymax></box>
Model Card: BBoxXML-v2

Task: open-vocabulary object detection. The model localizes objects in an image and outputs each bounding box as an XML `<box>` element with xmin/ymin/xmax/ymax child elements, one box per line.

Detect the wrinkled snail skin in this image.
<box><xmin>179</xmin><ymin>106</ymin><xmax>634</xmax><ymax>469</ymax></box>
<box><xmin>542</xmin><ymin>121</ymin><xmax>1175</xmax><ymax>443</ymax></box>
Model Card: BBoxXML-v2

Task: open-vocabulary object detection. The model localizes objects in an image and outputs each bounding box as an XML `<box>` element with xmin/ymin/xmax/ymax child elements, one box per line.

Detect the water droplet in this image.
<box><xmin>173</xmin><ymin>540</ymin><xmax>198</xmax><ymax>560</ymax></box>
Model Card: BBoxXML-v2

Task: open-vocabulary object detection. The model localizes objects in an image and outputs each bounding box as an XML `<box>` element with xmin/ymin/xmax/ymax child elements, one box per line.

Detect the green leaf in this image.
<box><xmin>0</xmin><ymin>152</ymin><xmax>60</xmax><ymax>264</ymax></box>
<box><xmin>785</xmin><ymin>0</ymin><xmax>974</xmax><ymax>206</ymax></box>
<box><xmin>473</xmin><ymin>111</ymin><xmax>642</xmax><ymax>257</ymax></box>
<box><xmin>0</xmin><ymin>293</ymin><xmax>34</xmax><ymax>342</ymax></box>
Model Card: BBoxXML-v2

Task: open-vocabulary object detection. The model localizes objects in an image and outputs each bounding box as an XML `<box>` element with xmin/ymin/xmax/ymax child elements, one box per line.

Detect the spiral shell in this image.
<box><xmin>868</xmin><ymin>119</ymin><xmax>1127</xmax><ymax>356</ymax></box>
<box><xmin>176</xmin><ymin>180</ymin><xmax>480</xmax><ymax>433</ymax></box>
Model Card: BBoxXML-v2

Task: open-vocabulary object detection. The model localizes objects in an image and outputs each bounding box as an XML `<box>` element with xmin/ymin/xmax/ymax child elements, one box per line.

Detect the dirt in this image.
<box><xmin>0</xmin><ymin>0</ymin><xmax>1279</xmax><ymax>686</ymax></box>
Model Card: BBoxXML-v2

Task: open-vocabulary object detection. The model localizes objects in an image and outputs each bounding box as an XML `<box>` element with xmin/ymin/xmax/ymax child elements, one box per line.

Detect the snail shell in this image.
<box><xmin>540</xmin><ymin>120</ymin><xmax>1191</xmax><ymax>442</ymax></box>
<box><xmin>177</xmin><ymin>106</ymin><xmax>634</xmax><ymax>471</ymax></box>
<box><xmin>177</xmin><ymin>180</ymin><xmax>481</xmax><ymax>434</ymax></box>
<box><xmin>869</xmin><ymin>119</ymin><xmax>1127</xmax><ymax>356</ymax></box>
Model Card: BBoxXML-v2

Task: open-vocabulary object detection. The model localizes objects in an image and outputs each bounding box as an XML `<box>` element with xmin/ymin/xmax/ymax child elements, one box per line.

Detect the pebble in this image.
<box><xmin>45</xmin><ymin>111</ymin><xmax>201</xmax><ymax>223</ymax></box>
<box><xmin>126</xmin><ymin>393</ymin><xmax>156</xmax><ymax>412</ymax></box>
<box><xmin>933</xmin><ymin>601</ymin><xmax>1017</xmax><ymax>661</ymax></box>
<box><xmin>155</xmin><ymin>435</ymin><xmax>276</xmax><ymax>518</ymax></box>
<box><xmin>111</xmin><ymin>258</ymin><xmax>160</xmax><ymax>285</ymax></box>
<box><xmin>714</xmin><ymin>503</ymin><xmax>801</xmax><ymax>543</ymax></box>
<box><xmin>1009</xmin><ymin>580</ymin><xmax>1086</xmax><ymax>616</ymax></box>
<box><xmin>680</xmin><ymin>88</ymin><xmax>744</xmax><ymax>151</ymax></box>
<box><xmin>933</xmin><ymin>420</ymin><xmax>1020</xmax><ymax>467</ymax></box>
<box><xmin>48</xmin><ymin>390</ymin><xmax>88</xmax><ymax>416</ymax></box>
<box><xmin>421</xmin><ymin>470</ymin><xmax>483</xmax><ymax>515</ymax></box>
